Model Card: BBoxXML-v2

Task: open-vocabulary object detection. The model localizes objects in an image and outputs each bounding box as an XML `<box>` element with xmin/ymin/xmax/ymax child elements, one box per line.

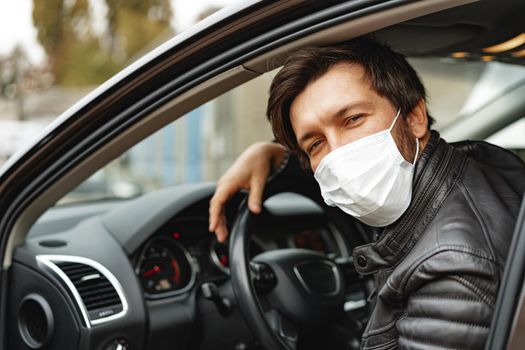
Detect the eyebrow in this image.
<box><xmin>297</xmin><ymin>101</ymin><xmax>373</xmax><ymax>148</ymax></box>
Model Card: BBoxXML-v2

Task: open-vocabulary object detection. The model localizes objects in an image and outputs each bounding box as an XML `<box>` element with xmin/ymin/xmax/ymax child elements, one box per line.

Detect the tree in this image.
<box><xmin>0</xmin><ymin>47</ymin><xmax>50</xmax><ymax>120</ymax></box>
<box><xmin>32</xmin><ymin>0</ymin><xmax>173</xmax><ymax>86</ymax></box>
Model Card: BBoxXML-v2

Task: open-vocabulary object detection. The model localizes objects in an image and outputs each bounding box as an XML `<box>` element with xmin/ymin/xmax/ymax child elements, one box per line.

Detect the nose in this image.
<box><xmin>326</xmin><ymin>132</ymin><xmax>348</xmax><ymax>154</ymax></box>
<box><xmin>311</xmin><ymin>130</ymin><xmax>349</xmax><ymax>172</ymax></box>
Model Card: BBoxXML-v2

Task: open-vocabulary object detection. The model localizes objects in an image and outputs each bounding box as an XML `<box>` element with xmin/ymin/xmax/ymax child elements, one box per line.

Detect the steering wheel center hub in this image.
<box><xmin>253</xmin><ymin>249</ymin><xmax>345</xmax><ymax>325</ymax></box>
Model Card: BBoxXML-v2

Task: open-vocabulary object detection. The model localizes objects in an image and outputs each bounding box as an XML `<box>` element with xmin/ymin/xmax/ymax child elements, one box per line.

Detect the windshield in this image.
<box><xmin>59</xmin><ymin>57</ymin><xmax>525</xmax><ymax>205</ymax></box>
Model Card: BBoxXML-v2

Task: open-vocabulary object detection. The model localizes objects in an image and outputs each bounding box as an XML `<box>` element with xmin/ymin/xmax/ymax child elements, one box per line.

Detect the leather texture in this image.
<box><xmin>352</xmin><ymin>131</ymin><xmax>525</xmax><ymax>350</ymax></box>
<box><xmin>274</xmin><ymin>130</ymin><xmax>525</xmax><ymax>350</ymax></box>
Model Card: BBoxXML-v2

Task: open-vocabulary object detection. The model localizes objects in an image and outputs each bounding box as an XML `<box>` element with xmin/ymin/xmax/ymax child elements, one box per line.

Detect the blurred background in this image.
<box><xmin>0</xmin><ymin>0</ymin><xmax>257</xmax><ymax>203</ymax></box>
<box><xmin>0</xmin><ymin>0</ymin><xmax>234</xmax><ymax>162</ymax></box>
<box><xmin>1</xmin><ymin>0</ymin><xmax>524</xmax><ymax>204</ymax></box>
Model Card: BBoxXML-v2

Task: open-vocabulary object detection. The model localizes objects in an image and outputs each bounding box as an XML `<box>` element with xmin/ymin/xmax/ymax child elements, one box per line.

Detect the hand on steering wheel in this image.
<box><xmin>209</xmin><ymin>142</ymin><xmax>288</xmax><ymax>242</ymax></box>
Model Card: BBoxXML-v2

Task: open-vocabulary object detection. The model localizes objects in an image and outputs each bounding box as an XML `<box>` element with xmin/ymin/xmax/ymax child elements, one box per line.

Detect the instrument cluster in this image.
<box><xmin>135</xmin><ymin>217</ymin><xmax>345</xmax><ymax>299</ymax></box>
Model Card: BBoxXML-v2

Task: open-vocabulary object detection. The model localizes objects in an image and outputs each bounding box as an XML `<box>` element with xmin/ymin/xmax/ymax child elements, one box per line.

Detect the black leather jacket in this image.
<box><xmin>277</xmin><ymin>131</ymin><xmax>525</xmax><ymax>349</ymax></box>
<box><xmin>353</xmin><ymin>131</ymin><xmax>525</xmax><ymax>349</ymax></box>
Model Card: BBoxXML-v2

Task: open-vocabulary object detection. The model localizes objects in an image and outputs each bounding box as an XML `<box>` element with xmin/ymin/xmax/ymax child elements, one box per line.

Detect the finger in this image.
<box><xmin>209</xmin><ymin>187</ymin><xmax>233</xmax><ymax>231</ymax></box>
<box><xmin>215</xmin><ymin>217</ymin><xmax>229</xmax><ymax>242</ymax></box>
<box><xmin>209</xmin><ymin>207</ymin><xmax>219</xmax><ymax>232</ymax></box>
<box><xmin>209</xmin><ymin>201</ymin><xmax>225</xmax><ymax>237</ymax></box>
<box><xmin>248</xmin><ymin>175</ymin><xmax>266</xmax><ymax>214</ymax></box>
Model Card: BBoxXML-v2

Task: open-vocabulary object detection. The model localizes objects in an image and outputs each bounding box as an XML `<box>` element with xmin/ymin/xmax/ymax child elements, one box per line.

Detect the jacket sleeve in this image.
<box><xmin>396</xmin><ymin>248</ymin><xmax>499</xmax><ymax>350</ymax></box>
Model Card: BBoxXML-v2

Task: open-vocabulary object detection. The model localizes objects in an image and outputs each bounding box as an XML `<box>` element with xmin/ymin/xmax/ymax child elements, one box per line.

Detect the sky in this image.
<box><xmin>0</xmin><ymin>0</ymin><xmax>238</xmax><ymax>64</ymax></box>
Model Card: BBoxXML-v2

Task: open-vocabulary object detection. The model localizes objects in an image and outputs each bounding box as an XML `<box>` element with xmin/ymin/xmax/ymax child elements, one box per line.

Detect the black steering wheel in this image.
<box><xmin>229</xmin><ymin>194</ymin><xmax>346</xmax><ymax>350</ymax></box>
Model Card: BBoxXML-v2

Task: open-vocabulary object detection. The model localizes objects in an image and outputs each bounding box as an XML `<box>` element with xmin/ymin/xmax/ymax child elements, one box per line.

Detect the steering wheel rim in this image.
<box><xmin>229</xmin><ymin>196</ymin><xmax>291</xmax><ymax>350</ymax></box>
<box><xmin>229</xmin><ymin>194</ymin><xmax>346</xmax><ymax>350</ymax></box>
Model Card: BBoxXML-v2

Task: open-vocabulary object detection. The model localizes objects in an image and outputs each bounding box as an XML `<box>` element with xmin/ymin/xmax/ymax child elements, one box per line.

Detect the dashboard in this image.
<box><xmin>8</xmin><ymin>183</ymin><xmax>370</xmax><ymax>350</ymax></box>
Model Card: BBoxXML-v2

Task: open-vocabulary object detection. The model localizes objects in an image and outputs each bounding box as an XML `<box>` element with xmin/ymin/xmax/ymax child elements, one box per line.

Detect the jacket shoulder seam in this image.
<box><xmin>410</xmin><ymin>293</ymin><xmax>483</xmax><ymax>303</ymax></box>
<box><xmin>448</xmin><ymin>275</ymin><xmax>496</xmax><ymax>305</ymax></box>
<box><xmin>393</xmin><ymin>245</ymin><xmax>498</xmax><ymax>297</ymax></box>
<box><xmin>457</xmin><ymin>180</ymin><xmax>498</xmax><ymax>263</ymax></box>
<box><xmin>402</xmin><ymin>315</ymin><xmax>490</xmax><ymax>329</ymax></box>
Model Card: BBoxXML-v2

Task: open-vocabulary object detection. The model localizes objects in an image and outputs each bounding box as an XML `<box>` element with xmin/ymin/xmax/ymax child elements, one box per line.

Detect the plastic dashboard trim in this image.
<box><xmin>36</xmin><ymin>254</ymin><xmax>129</xmax><ymax>328</ymax></box>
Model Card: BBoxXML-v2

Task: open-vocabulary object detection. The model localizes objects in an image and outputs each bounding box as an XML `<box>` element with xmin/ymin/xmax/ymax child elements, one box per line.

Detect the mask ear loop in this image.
<box><xmin>389</xmin><ymin>108</ymin><xmax>418</xmax><ymax>164</ymax></box>
<box><xmin>388</xmin><ymin>109</ymin><xmax>401</xmax><ymax>131</ymax></box>
<box><xmin>412</xmin><ymin>138</ymin><xmax>420</xmax><ymax>165</ymax></box>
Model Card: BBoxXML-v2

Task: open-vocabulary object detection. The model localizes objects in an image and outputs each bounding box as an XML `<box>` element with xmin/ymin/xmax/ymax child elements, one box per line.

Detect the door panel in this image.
<box><xmin>485</xmin><ymin>198</ymin><xmax>525</xmax><ymax>349</ymax></box>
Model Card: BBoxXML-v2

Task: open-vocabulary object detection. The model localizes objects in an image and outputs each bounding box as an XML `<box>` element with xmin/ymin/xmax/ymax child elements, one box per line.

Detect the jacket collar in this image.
<box><xmin>352</xmin><ymin>131</ymin><xmax>467</xmax><ymax>275</ymax></box>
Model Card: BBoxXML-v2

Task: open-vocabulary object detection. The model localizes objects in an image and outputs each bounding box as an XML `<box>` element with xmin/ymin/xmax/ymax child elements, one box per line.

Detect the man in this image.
<box><xmin>209</xmin><ymin>38</ymin><xmax>525</xmax><ymax>349</ymax></box>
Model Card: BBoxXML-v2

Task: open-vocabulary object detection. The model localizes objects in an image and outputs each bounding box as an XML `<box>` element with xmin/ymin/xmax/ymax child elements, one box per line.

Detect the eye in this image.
<box><xmin>307</xmin><ymin>139</ymin><xmax>323</xmax><ymax>155</ymax></box>
<box><xmin>345</xmin><ymin>114</ymin><xmax>363</xmax><ymax>125</ymax></box>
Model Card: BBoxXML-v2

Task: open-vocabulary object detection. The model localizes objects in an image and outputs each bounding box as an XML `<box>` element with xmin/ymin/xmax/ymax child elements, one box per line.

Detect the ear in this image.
<box><xmin>406</xmin><ymin>99</ymin><xmax>429</xmax><ymax>139</ymax></box>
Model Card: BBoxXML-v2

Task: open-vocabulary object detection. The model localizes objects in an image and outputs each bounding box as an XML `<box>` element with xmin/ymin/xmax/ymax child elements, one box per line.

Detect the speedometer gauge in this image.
<box><xmin>210</xmin><ymin>239</ymin><xmax>230</xmax><ymax>274</ymax></box>
<box><xmin>210</xmin><ymin>238</ymin><xmax>265</xmax><ymax>274</ymax></box>
<box><xmin>137</xmin><ymin>237</ymin><xmax>195</xmax><ymax>297</ymax></box>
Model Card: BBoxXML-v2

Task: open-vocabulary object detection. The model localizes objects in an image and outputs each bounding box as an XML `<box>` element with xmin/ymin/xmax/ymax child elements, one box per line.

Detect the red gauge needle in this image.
<box><xmin>143</xmin><ymin>265</ymin><xmax>161</xmax><ymax>277</ymax></box>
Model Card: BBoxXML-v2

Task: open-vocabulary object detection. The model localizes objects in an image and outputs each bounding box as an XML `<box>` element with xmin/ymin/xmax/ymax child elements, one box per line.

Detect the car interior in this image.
<box><xmin>3</xmin><ymin>0</ymin><xmax>525</xmax><ymax>349</ymax></box>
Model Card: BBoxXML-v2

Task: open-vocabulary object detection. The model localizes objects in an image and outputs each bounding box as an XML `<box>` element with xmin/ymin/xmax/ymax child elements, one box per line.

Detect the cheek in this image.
<box><xmin>310</xmin><ymin>148</ymin><xmax>330</xmax><ymax>172</ymax></box>
<box><xmin>310</xmin><ymin>154</ymin><xmax>323</xmax><ymax>172</ymax></box>
<box><xmin>310</xmin><ymin>161</ymin><xmax>319</xmax><ymax>173</ymax></box>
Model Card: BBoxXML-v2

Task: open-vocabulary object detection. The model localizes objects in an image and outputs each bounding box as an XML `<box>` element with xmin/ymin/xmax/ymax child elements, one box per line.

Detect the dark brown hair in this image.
<box><xmin>267</xmin><ymin>37</ymin><xmax>433</xmax><ymax>166</ymax></box>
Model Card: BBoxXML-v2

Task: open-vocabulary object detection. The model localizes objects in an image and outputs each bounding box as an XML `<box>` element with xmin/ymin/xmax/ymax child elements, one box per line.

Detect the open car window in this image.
<box><xmin>58</xmin><ymin>72</ymin><xmax>276</xmax><ymax>204</ymax></box>
<box><xmin>59</xmin><ymin>56</ymin><xmax>525</xmax><ymax>205</ymax></box>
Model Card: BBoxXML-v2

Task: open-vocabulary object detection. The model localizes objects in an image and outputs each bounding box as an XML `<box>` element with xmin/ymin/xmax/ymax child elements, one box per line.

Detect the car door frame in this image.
<box><xmin>485</xmin><ymin>198</ymin><xmax>525</xmax><ymax>350</ymax></box>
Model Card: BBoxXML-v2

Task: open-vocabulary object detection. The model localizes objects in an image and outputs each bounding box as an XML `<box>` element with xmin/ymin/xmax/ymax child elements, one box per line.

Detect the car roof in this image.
<box><xmin>378</xmin><ymin>0</ymin><xmax>525</xmax><ymax>65</ymax></box>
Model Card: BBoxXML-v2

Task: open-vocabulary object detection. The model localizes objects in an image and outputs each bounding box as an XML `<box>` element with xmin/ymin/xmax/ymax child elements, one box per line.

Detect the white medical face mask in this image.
<box><xmin>313</xmin><ymin>109</ymin><xmax>419</xmax><ymax>227</ymax></box>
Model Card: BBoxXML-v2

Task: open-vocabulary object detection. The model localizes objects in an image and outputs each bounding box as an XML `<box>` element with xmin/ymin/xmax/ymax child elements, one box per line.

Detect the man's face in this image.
<box><xmin>290</xmin><ymin>62</ymin><xmax>424</xmax><ymax>172</ymax></box>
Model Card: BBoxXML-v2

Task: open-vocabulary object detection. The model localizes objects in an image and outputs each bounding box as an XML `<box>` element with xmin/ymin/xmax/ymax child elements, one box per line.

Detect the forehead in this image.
<box><xmin>289</xmin><ymin>62</ymin><xmax>377</xmax><ymax>131</ymax></box>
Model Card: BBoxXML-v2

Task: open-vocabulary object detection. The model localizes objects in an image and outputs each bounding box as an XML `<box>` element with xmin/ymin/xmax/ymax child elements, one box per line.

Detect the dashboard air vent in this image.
<box><xmin>56</xmin><ymin>262</ymin><xmax>123</xmax><ymax>321</ymax></box>
<box><xmin>37</xmin><ymin>255</ymin><xmax>128</xmax><ymax>327</ymax></box>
